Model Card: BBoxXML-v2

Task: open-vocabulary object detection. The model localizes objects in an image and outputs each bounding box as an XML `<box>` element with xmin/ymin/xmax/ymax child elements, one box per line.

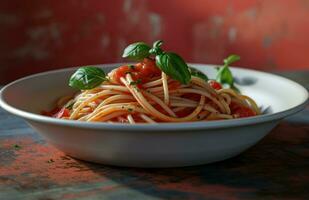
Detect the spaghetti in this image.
<box><xmin>46</xmin><ymin>58</ymin><xmax>260</xmax><ymax>123</ymax></box>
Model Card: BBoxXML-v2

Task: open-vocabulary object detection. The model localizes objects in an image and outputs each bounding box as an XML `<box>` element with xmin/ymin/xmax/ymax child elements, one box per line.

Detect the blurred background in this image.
<box><xmin>0</xmin><ymin>0</ymin><xmax>308</xmax><ymax>84</ymax></box>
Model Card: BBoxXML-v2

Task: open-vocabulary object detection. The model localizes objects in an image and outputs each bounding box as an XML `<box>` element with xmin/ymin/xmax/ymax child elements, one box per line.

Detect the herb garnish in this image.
<box><xmin>68</xmin><ymin>41</ymin><xmax>241</xmax><ymax>90</ymax></box>
<box><xmin>123</xmin><ymin>40</ymin><xmax>191</xmax><ymax>84</ymax></box>
<box><xmin>216</xmin><ymin>54</ymin><xmax>240</xmax><ymax>91</ymax></box>
<box><xmin>127</xmin><ymin>108</ymin><xmax>133</xmax><ymax>112</ymax></box>
<box><xmin>189</xmin><ymin>67</ymin><xmax>208</xmax><ymax>81</ymax></box>
<box><xmin>122</xmin><ymin>42</ymin><xmax>151</xmax><ymax>61</ymax></box>
<box><xmin>69</xmin><ymin>67</ymin><xmax>108</xmax><ymax>90</ymax></box>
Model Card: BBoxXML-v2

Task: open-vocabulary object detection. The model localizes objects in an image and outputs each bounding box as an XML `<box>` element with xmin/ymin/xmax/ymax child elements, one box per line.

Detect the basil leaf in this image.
<box><xmin>149</xmin><ymin>40</ymin><xmax>163</xmax><ymax>55</ymax></box>
<box><xmin>69</xmin><ymin>67</ymin><xmax>107</xmax><ymax>90</ymax></box>
<box><xmin>223</xmin><ymin>54</ymin><xmax>240</xmax><ymax>66</ymax></box>
<box><xmin>216</xmin><ymin>54</ymin><xmax>240</xmax><ymax>91</ymax></box>
<box><xmin>189</xmin><ymin>67</ymin><xmax>208</xmax><ymax>81</ymax></box>
<box><xmin>216</xmin><ymin>66</ymin><xmax>234</xmax><ymax>86</ymax></box>
<box><xmin>122</xmin><ymin>42</ymin><xmax>151</xmax><ymax>61</ymax></box>
<box><xmin>156</xmin><ymin>52</ymin><xmax>191</xmax><ymax>84</ymax></box>
<box><xmin>153</xmin><ymin>40</ymin><xmax>163</xmax><ymax>49</ymax></box>
<box><xmin>217</xmin><ymin>54</ymin><xmax>240</xmax><ymax>85</ymax></box>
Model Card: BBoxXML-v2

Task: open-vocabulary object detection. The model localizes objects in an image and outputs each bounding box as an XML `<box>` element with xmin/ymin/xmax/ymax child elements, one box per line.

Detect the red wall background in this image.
<box><xmin>0</xmin><ymin>0</ymin><xmax>309</xmax><ymax>84</ymax></box>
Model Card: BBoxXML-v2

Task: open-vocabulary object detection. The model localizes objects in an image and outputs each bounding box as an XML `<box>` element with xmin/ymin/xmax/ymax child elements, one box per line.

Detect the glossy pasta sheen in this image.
<box><xmin>47</xmin><ymin>60</ymin><xmax>260</xmax><ymax>123</ymax></box>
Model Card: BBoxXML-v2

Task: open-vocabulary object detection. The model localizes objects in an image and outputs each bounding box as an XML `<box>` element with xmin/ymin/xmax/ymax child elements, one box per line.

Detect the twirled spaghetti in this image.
<box><xmin>45</xmin><ymin>58</ymin><xmax>260</xmax><ymax>124</ymax></box>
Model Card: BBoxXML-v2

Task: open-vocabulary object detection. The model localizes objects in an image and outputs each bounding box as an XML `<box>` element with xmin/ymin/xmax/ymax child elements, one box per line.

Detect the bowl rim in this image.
<box><xmin>0</xmin><ymin>64</ymin><xmax>308</xmax><ymax>131</ymax></box>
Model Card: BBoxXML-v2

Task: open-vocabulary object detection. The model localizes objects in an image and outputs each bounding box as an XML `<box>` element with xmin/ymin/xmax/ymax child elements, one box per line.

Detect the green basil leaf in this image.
<box><xmin>189</xmin><ymin>67</ymin><xmax>208</xmax><ymax>82</ymax></box>
<box><xmin>156</xmin><ymin>52</ymin><xmax>191</xmax><ymax>84</ymax></box>
<box><xmin>216</xmin><ymin>66</ymin><xmax>234</xmax><ymax>86</ymax></box>
<box><xmin>69</xmin><ymin>67</ymin><xmax>107</xmax><ymax>90</ymax></box>
<box><xmin>223</xmin><ymin>54</ymin><xmax>240</xmax><ymax>66</ymax></box>
<box><xmin>122</xmin><ymin>42</ymin><xmax>151</xmax><ymax>61</ymax></box>
<box><xmin>216</xmin><ymin>54</ymin><xmax>240</xmax><ymax>87</ymax></box>
<box><xmin>149</xmin><ymin>40</ymin><xmax>164</xmax><ymax>55</ymax></box>
<box><xmin>153</xmin><ymin>40</ymin><xmax>163</xmax><ymax>49</ymax></box>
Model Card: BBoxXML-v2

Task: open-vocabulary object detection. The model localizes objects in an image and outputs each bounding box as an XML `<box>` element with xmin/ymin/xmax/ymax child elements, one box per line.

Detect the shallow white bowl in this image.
<box><xmin>0</xmin><ymin>64</ymin><xmax>308</xmax><ymax>168</ymax></box>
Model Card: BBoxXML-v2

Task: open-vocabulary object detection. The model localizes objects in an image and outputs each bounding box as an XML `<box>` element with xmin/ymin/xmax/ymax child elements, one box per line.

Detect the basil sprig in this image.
<box><xmin>122</xmin><ymin>40</ymin><xmax>191</xmax><ymax>84</ymax></box>
<box><xmin>69</xmin><ymin>67</ymin><xmax>107</xmax><ymax>90</ymax></box>
<box><xmin>216</xmin><ymin>54</ymin><xmax>240</xmax><ymax>90</ymax></box>
<box><xmin>155</xmin><ymin>52</ymin><xmax>191</xmax><ymax>84</ymax></box>
<box><xmin>189</xmin><ymin>67</ymin><xmax>208</xmax><ymax>82</ymax></box>
<box><xmin>122</xmin><ymin>42</ymin><xmax>151</xmax><ymax>61</ymax></box>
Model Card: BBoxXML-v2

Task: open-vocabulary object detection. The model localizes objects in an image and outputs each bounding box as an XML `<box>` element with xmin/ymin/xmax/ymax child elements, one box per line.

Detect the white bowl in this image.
<box><xmin>0</xmin><ymin>64</ymin><xmax>308</xmax><ymax>168</ymax></box>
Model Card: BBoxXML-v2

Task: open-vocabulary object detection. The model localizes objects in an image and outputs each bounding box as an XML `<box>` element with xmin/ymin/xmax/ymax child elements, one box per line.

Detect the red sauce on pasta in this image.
<box><xmin>230</xmin><ymin>102</ymin><xmax>256</xmax><ymax>118</ymax></box>
<box><xmin>113</xmin><ymin>58</ymin><xmax>161</xmax><ymax>85</ymax></box>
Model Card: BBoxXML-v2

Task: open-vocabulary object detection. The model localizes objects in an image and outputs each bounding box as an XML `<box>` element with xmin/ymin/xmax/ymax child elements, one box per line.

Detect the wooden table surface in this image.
<box><xmin>0</xmin><ymin>72</ymin><xmax>308</xmax><ymax>200</ymax></box>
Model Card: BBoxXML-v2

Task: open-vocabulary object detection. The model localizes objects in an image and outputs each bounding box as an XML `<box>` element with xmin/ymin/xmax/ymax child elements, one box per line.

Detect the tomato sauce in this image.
<box><xmin>42</xmin><ymin>107</ymin><xmax>60</xmax><ymax>117</ymax></box>
<box><xmin>230</xmin><ymin>101</ymin><xmax>256</xmax><ymax>118</ymax></box>
<box><xmin>42</xmin><ymin>107</ymin><xmax>70</xmax><ymax>118</ymax></box>
<box><xmin>113</xmin><ymin>58</ymin><xmax>161</xmax><ymax>86</ymax></box>
<box><xmin>168</xmin><ymin>80</ymin><xmax>181</xmax><ymax>90</ymax></box>
<box><xmin>208</xmin><ymin>80</ymin><xmax>222</xmax><ymax>90</ymax></box>
<box><xmin>181</xmin><ymin>93</ymin><xmax>201</xmax><ymax>102</ymax></box>
<box><xmin>152</xmin><ymin>104</ymin><xmax>170</xmax><ymax>116</ymax></box>
<box><xmin>175</xmin><ymin>107</ymin><xmax>194</xmax><ymax>117</ymax></box>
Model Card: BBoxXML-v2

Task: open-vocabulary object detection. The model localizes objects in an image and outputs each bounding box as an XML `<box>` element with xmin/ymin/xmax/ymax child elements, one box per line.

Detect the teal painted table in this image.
<box><xmin>0</xmin><ymin>72</ymin><xmax>308</xmax><ymax>200</ymax></box>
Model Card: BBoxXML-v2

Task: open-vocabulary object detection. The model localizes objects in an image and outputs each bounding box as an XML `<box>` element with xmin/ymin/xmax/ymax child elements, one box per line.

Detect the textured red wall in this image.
<box><xmin>0</xmin><ymin>0</ymin><xmax>309</xmax><ymax>83</ymax></box>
